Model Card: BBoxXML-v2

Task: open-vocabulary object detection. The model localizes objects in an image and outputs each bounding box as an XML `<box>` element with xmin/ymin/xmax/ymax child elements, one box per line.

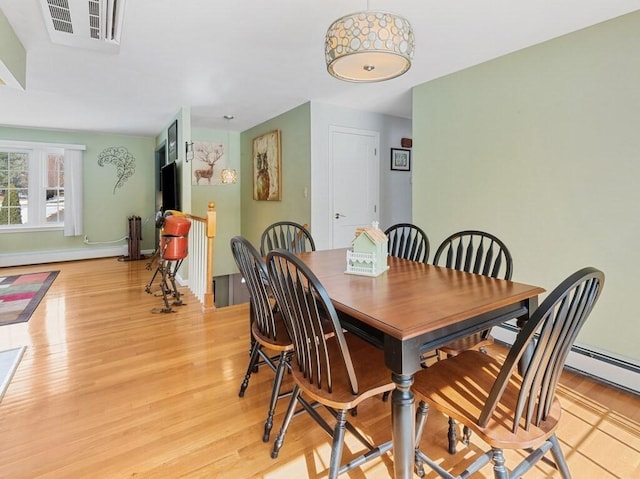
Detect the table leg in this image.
<box><xmin>391</xmin><ymin>372</ymin><xmax>414</xmax><ymax>479</ymax></box>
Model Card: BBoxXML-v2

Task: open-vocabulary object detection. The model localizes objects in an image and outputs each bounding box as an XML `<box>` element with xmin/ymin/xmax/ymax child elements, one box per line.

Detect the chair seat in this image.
<box><xmin>438</xmin><ymin>332</ymin><xmax>494</xmax><ymax>356</ymax></box>
<box><xmin>252</xmin><ymin>314</ymin><xmax>294</xmax><ymax>351</ymax></box>
<box><xmin>413</xmin><ymin>350</ymin><xmax>561</xmax><ymax>450</ymax></box>
<box><xmin>291</xmin><ymin>333</ymin><xmax>395</xmax><ymax>410</ymax></box>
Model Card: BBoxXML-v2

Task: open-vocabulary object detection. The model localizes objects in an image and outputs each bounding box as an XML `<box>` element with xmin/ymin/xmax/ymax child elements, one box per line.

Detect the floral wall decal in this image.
<box><xmin>98</xmin><ymin>146</ymin><xmax>136</xmax><ymax>194</ymax></box>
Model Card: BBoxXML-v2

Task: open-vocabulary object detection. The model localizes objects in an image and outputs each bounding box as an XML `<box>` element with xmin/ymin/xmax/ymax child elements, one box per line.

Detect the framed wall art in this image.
<box><xmin>167</xmin><ymin>120</ymin><xmax>178</xmax><ymax>162</ymax></box>
<box><xmin>390</xmin><ymin>147</ymin><xmax>411</xmax><ymax>171</ymax></box>
<box><xmin>192</xmin><ymin>141</ymin><xmax>225</xmax><ymax>185</ymax></box>
<box><xmin>252</xmin><ymin>130</ymin><xmax>281</xmax><ymax>201</ymax></box>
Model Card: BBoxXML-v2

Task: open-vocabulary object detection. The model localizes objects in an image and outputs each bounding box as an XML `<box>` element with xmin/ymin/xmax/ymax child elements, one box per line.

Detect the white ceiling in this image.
<box><xmin>0</xmin><ymin>1</ymin><xmax>638</xmax><ymax>136</ymax></box>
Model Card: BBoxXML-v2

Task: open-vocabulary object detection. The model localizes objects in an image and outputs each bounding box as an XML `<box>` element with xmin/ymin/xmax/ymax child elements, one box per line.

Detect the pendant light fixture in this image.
<box><xmin>325</xmin><ymin>1</ymin><xmax>415</xmax><ymax>82</ymax></box>
<box><xmin>221</xmin><ymin>115</ymin><xmax>237</xmax><ymax>184</ymax></box>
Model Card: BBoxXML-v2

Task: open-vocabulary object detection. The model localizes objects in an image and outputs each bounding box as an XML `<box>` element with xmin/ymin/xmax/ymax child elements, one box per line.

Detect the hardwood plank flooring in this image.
<box><xmin>0</xmin><ymin>258</ymin><xmax>638</xmax><ymax>478</ymax></box>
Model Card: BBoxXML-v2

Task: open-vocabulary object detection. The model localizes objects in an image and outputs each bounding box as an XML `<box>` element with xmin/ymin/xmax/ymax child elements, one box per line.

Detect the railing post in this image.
<box><xmin>203</xmin><ymin>201</ymin><xmax>216</xmax><ymax>311</ymax></box>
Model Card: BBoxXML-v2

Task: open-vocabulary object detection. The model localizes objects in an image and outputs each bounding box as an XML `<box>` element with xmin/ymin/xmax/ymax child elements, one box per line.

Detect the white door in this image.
<box><xmin>330</xmin><ymin>126</ymin><xmax>379</xmax><ymax>248</ymax></box>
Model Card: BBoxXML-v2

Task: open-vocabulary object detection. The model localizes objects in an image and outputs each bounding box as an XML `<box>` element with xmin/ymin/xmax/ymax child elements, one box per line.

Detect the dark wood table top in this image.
<box><xmin>296</xmin><ymin>248</ymin><xmax>545</xmax><ymax>342</ymax></box>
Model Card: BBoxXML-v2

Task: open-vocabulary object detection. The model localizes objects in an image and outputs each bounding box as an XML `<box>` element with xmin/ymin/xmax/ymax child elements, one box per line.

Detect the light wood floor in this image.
<box><xmin>1</xmin><ymin>258</ymin><xmax>638</xmax><ymax>478</ymax></box>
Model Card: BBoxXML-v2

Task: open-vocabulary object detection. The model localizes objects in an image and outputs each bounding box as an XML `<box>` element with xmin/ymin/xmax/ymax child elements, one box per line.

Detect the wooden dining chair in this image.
<box><xmin>266</xmin><ymin>249</ymin><xmax>395</xmax><ymax>479</ymax></box>
<box><xmin>433</xmin><ymin>230</ymin><xmax>513</xmax><ymax>354</ymax></box>
<box><xmin>433</xmin><ymin>229</ymin><xmax>513</xmax><ymax>278</ymax></box>
<box><xmin>385</xmin><ymin>223</ymin><xmax>430</xmax><ymax>263</ymax></box>
<box><xmin>412</xmin><ymin>267</ymin><xmax>604</xmax><ymax>479</ymax></box>
<box><xmin>260</xmin><ymin>221</ymin><xmax>316</xmax><ymax>256</ymax></box>
<box><xmin>257</xmin><ymin>222</ymin><xmax>313</xmax><ymax>363</ymax></box>
<box><xmin>431</xmin><ymin>230</ymin><xmax>514</xmax><ymax>452</ymax></box>
<box><xmin>230</xmin><ymin>236</ymin><xmax>294</xmax><ymax>443</ymax></box>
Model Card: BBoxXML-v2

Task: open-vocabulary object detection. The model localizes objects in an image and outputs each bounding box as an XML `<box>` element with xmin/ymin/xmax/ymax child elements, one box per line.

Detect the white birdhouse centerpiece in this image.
<box><xmin>346</xmin><ymin>221</ymin><xmax>389</xmax><ymax>277</ymax></box>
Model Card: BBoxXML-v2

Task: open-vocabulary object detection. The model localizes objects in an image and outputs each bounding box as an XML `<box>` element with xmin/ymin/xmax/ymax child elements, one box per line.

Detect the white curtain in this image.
<box><xmin>64</xmin><ymin>148</ymin><xmax>84</xmax><ymax>236</ymax></box>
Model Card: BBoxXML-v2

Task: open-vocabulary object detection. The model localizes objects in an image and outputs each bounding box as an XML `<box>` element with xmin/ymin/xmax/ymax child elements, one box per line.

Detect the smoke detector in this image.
<box><xmin>39</xmin><ymin>0</ymin><xmax>127</xmax><ymax>53</ymax></box>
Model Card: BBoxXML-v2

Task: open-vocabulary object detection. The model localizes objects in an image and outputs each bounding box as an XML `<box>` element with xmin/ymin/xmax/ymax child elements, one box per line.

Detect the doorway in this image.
<box><xmin>329</xmin><ymin>126</ymin><xmax>380</xmax><ymax>248</ymax></box>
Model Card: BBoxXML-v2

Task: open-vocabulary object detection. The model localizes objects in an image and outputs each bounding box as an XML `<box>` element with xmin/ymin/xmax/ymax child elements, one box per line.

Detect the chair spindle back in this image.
<box><xmin>230</xmin><ymin>236</ymin><xmax>279</xmax><ymax>341</ymax></box>
<box><xmin>266</xmin><ymin>249</ymin><xmax>358</xmax><ymax>395</ymax></box>
<box><xmin>479</xmin><ymin>267</ymin><xmax>604</xmax><ymax>433</ymax></box>
<box><xmin>434</xmin><ymin>230</ymin><xmax>513</xmax><ymax>280</ymax></box>
<box><xmin>385</xmin><ymin>223</ymin><xmax>430</xmax><ymax>263</ymax></box>
<box><xmin>260</xmin><ymin>221</ymin><xmax>316</xmax><ymax>256</ymax></box>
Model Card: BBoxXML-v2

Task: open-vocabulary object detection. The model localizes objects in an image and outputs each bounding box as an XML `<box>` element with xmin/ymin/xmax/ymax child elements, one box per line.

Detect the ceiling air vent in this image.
<box><xmin>88</xmin><ymin>0</ymin><xmax>100</xmax><ymax>39</ymax></box>
<box><xmin>47</xmin><ymin>0</ymin><xmax>73</xmax><ymax>34</ymax></box>
<box><xmin>39</xmin><ymin>0</ymin><xmax>127</xmax><ymax>53</ymax></box>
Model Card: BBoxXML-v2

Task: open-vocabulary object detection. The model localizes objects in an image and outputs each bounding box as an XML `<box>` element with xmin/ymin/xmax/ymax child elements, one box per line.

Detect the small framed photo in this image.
<box><xmin>168</xmin><ymin>120</ymin><xmax>178</xmax><ymax>161</ymax></box>
<box><xmin>390</xmin><ymin>148</ymin><xmax>411</xmax><ymax>171</ymax></box>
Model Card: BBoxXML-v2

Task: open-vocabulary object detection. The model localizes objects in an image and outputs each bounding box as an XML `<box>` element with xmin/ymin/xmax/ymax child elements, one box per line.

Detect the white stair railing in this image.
<box><xmin>184</xmin><ymin>202</ymin><xmax>216</xmax><ymax>311</ymax></box>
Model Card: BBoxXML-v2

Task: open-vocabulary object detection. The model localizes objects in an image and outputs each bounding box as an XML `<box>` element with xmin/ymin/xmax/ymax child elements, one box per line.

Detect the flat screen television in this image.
<box><xmin>160</xmin><ymin>161</ymin><xmax>180</xmax><ymax>212</ymax></box>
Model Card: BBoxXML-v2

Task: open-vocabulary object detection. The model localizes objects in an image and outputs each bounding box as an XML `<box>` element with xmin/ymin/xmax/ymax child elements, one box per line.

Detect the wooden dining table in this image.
<box><xmin>294</xmin><ymin>248</ymin><xmax>545</xmax><ymax>479</ymax></box>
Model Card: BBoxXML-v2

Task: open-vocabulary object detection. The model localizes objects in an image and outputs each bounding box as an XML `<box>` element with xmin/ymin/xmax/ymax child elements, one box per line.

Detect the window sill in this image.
<box><xmin>0</xmin><ymin>225</ymin><xmax>64</xmax><ymax>233</ymax></box>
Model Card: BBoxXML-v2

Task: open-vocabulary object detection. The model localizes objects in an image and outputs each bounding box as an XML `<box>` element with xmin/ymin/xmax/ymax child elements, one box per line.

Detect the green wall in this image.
<box><xmin>412</xmin><ymin>12</ymin><xmax>640</xmax><ymax>362</ymax></box>
<box><xmin>154</xmin><ymin>109</ymin><xmax>242</xmax><ymax>279</ymax></box>
<box><xmin>191</xmin><ymin>127</ymin><xmax>241</xmax><ymax>277</ymax></box>
<box><xmin>240</xmin><ymin>102</ymin><xmax>312</xmax><ymax>248</ymax></box>
<box><xmin>1</xmin><ymin>126</ymin><xmax>156</xmax><ymax>256</ymax></box>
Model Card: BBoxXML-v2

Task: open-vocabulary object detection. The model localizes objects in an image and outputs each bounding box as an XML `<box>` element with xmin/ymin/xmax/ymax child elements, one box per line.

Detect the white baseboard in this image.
<box><xmin>0</xmin><ymin>246</ymin><xmax>128</xmax><ymax>267</ymax></box>
<box><xmin>493</xmin><ymin>325</ymin><xmax>639</xmax><ymax>395</ymax></box>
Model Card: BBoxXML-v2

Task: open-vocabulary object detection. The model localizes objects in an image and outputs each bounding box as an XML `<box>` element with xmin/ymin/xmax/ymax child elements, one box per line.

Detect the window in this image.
<box><xmin>0</xmin><ymin>149</ymin><xmax>29</xmax><ymax>226</ymax></box>
<box><xmin>0</xmin><ymin>143</ymin><xmax>69</xmax><ymax>231</ymax></box>
<box><xmin>0</xmin><ymin>146</ymin><xmax>65</xmax><ymax>229</ymax></box>
<box><xmin>45</xmin><ymin>152</ymin><xmax>65</xmax><ymax>225</ymax></box>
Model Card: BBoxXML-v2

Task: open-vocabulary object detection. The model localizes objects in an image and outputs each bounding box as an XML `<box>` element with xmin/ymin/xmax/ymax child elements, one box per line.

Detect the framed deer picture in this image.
<box><xmin>192</xmin><ymin>141</ymin><xmax>226</xmax><ymax>185</ymax></box>
<box><xmin>252</xmin><ymin>130</ymin><xmax>281</xmax><ymax>201</ymax></box>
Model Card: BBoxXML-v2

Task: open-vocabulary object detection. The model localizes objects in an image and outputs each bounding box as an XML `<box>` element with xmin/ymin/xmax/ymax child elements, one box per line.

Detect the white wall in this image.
<box><xmin>380</xmin><ymin>117</ymin><xmax>413</xmax><ymax>230</ymax></box>
<box><xmin>310</xmin><ymin>102</ymin><xmax>412</xmax><ymax>250</ymax></box>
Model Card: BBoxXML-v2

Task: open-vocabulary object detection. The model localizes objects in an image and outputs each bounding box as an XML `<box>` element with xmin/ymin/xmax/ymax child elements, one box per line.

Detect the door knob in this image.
<box><xmin>335</xmin><ymin>213</ymin><xmax>346</xmax><ymax>219</ymax></box>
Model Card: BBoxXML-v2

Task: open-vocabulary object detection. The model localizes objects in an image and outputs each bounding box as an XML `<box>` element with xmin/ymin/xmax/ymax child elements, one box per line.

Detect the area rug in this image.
<box><xmin>0</xmin><ymin>346</ymin><xmax>26</xmax><ymax>402</ymax></box>
<box><xmin>0</xmin><ymin>271</ymin><xmax>59</xmax><ymax>326</ymax></box>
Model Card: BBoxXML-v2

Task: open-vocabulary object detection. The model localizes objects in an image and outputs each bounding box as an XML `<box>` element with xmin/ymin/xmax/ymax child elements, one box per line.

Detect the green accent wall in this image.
<box><xmin>412</xmin><ymin>12</ymin><xmax>640</xmax><ymax>362</ymax></box>
<box><xmin>191</xmin><ymin>127</ymin><xmax>241</xmax><ymax>277</ymax></box>
<box><xmin>1</xmin><ymin>126</ymin><xmax>156</xmax><ymax>255</ymax></box>
<box><xmin>240</xmin><ymin>102</ymin><xmax>312</xmax><ymax>248</ymax></box>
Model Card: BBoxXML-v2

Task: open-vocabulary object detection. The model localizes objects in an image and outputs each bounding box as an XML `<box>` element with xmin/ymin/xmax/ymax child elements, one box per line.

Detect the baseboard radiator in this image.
<box><xmin>493</xmin><ymin>323</ymin><xmax>639</xmax><ymax>395</ymax></box>
<box><xmin>0</xmin><ymin>246</ymin><xmax>130</xmax><ymax>267</ymax></box>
